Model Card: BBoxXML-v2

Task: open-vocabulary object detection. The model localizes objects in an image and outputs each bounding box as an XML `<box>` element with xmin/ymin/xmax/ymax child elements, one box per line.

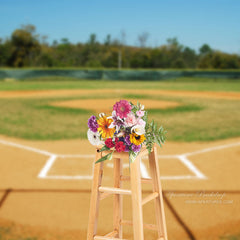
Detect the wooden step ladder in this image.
<box><xmin>87</xmin><ymin>145</ymin><xmax>168</xmax><ymax>240</ymax></box>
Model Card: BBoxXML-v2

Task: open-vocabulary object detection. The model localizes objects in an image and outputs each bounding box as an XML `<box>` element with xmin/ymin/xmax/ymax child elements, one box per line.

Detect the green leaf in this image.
<box><xmin>129</xmin><ymin>151</ymin><xmax>137</xmax><ymax>163</ymax></box>
<box><xmin>137</xmin><ymin>101</ymin><xmax>140</xmax><ymax>109</ymax></box>
<box><xmin>156</xmin><ymin>137</ymin><xmax>162</xmax><ymax>147</ymax></box>
<box><xmin>150</xmin><ymin>120</ymin><xmax>154</xmax><ymax>127</ymax></box>
<box><xmin>153</xmin><ymin>122</ymin><xmax>156</xmax><ymax>132</ymax></box>
<box><xmin>95</xmin><ymin>152</ymin><xmax>113</xmax><ymax>163</ymax></box>
<box><xmin>98</xmin><ymin>145</ymin><xmax>110</xmax><ymax>152</ymax></box>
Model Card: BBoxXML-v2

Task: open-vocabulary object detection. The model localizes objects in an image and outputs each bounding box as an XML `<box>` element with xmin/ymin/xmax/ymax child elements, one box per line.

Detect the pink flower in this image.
<box><xmin>136</xmin><ymin>110</ymin><xmax>145</xmax><ymax>117</ymax></box>
<box><xmin>137</xmin><ymin>118</ymin><xmax>146</xmax><ymax>127</ymax></box>
<box><xmin>125</xmin><ymin>112</ymin><xmax>137</xmax><ymax>127</ymax></box>
<box><xmin>113</xmin><ymin>100</ymin><xmax>131</xmax><ymax>119</ymax></box>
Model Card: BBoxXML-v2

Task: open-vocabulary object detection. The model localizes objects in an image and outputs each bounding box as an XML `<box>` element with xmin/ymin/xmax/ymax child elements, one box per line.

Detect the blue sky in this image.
<box><xmin>0</xmin><ymin>0</ymin><xmax>239</xmax><ymax>53</ymax></box>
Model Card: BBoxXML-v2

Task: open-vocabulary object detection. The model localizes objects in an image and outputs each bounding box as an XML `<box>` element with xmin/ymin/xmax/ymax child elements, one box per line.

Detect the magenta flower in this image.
<box><xmin>113</xmin><ymin>100</ymin><xmax>131</xmax><ymax>119</ymax></box>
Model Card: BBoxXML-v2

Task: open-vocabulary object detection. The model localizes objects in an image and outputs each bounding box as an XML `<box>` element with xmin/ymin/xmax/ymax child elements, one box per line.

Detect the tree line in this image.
<box><xmin>0</xmin><ymin>24</ymin><xmax>239</xmax><ymax>69</ymax></box>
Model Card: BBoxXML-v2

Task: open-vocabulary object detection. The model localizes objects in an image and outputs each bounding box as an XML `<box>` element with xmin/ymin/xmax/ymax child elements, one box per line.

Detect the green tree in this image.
<box><xmin>104</xmin><ymin>34</ymin><xmax>111</xmax><ymax>46</ymax></box>
<box><xmin>199</xmin><ymin>44</ymin><xmax>212</xmax><ymax>55</ymax></box>
<box><xmin>182</xmin><ymin>47</ymin><xmax>197</xmax><ymax>68</ymax></box>
<box><xmin>88</xmin><ymin>34</ymin><xmax>97</xmax><ymax>45</ymax></box>
<box><xmin>9</xmin><ymin>24</ymin><xmax>40</xmax><ymax>67</ymax></box>
<box><xmin>0</xmin><ymin>24</ymin><xmax>239</xmax><ymax>69</ymax></box>
<box><xmin>0</xmin><ymin>39</ymin><xmax>12</xmax><ymax>66</ymax></box>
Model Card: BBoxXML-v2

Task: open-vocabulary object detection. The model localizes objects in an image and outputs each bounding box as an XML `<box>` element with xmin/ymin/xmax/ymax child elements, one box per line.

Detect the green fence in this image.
<box><xmin>1</xmin><ymin>69</ymin><xmax>240</xmax><ymax>80</ymax></box>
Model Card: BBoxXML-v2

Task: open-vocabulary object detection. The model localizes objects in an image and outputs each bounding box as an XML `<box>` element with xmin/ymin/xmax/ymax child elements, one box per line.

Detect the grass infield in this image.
<box><xmin>0</xmin><ymin>78</ymin><xmax>239</xmax><ymax>141</ymax></box>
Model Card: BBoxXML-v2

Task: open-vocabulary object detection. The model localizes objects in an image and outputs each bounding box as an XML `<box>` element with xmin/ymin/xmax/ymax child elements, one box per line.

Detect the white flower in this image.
<box><xmin>131</xmin><ymin>125</ymin><xmax>145</xmax><ymax>135</ymax></box>
<box><xmin>116</xmin><ymin>131</ymin><xmax>125</xmax><ymax>137</ymax></box>
<box><xmin>140</xmin><ymin>104</ymin><xmax>145</xmax><ymax>110</ymax></box>
<box><xmin>99</xmin><ymin>113</ymin><xmax>105</xmax><ymax>118</ymax></box>
<box><xmin>87</xmin><ymin>129</ymin><xmax>102</xmax><ymax>146</ymax></box>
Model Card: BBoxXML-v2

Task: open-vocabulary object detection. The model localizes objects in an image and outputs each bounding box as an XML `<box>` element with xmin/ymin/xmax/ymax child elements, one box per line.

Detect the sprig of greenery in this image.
<box><xmin>96</xmin><ymin>151</ymin><xmax>113</xmax><ymax>163</ymax></box>
<box><xmin>130</xmin><ymin>101</ymin><xmax>139</xmax><ymax>115</ymax></box>
<box><xmin>142</xmin><ymin>108</ymin><xmax>148</xmax><ymax>123</ymax></box>
<box><xmin>95</xmin><ymin>145</ymin><xmax>113</xmax><ymax>163</ymax></box>
<box><xmin>145</xmin><ymin>120</ymin><xmax>167</xmax><ymax>154</ymax></box>
<box><xmin>98</xmin><ymin>145</ymin><xmax>110</xmax><ymax>152</ymax></box>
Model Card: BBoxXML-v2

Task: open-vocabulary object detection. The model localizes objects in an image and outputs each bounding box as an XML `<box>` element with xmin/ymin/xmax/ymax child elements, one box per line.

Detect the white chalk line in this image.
<box><xmin>140</xmin><ymin>160</ymin><xmax>150</xmax><ymax>178</ymax></box>
<box><xmin>0</xmin><ymin>139</ymin><xmax>52</xmax><ymax>156</ymax></box>
<box><xmin>1</xmin><ymin>138</ymin><xmax>239</xmax><ymax>181</ymax></box>
<box><xmin>178</xmin><ymin>155</ymin><xmax>206</xmax><ymax>179</ymax></box>
<box><xmin>42</xmin><ymin>175</ymin><xmax>93</xmax><ymax>180</ymax></box>
<box><xmin>183</xmin><ymin>142</ymin><xmax>240</xmax><ymax>157</ymax></box>
<box><xmin>38</xmin><ymin>155</ymin><xmax>57</xmax><ymax>178</ymax></box>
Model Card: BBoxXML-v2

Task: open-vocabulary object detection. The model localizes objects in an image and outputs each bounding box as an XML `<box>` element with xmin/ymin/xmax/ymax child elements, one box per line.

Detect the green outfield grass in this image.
<box><xmin>0</xmin><ymin>224</ymin><xmax>37</xmax><ymax>240</ymax></box>
<box><xmin>0</xmin><ymin>85</ymin><xmax>239</xmax><ymax>141</ymax></box>
<box><xmin>0</xmin><ymin>77</ymin><xmax>240</xmax><ymax>92</ymax></box>
<box><xmin>220</xmin><ymin>234</ymin><xmax>240</xmax><ymax>240</ymax></box>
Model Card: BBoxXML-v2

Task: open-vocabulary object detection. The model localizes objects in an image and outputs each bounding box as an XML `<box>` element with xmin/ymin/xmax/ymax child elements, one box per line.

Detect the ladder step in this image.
<box><xmin>120</xmin><ymin>175</ymin><xmax>152</xmax><ymax>184</ymax></box>
<box><xmin>142</xmin><ymin>192</ymin><xmax>159</xmax><ymax>205</ymax></box>
<box><xmin>120</xmin><ymin>220</ymin><xmax>157</xmax><ymax>231</ymax></box>
<box><xmin>99</xmin><ymin>186</ymin><xmax>131</xmax><ymax>195</ymax></box>
<box><xmin>94</xmin><ymin>236</ymin><xmax>126</xmax><ymax>240</ymax></box>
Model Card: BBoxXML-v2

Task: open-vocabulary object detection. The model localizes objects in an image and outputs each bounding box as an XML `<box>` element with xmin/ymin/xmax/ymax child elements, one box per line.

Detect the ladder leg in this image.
<box><xmin>87</xmin><ymin>151</ymin><xmax>104</xmax><ymax>240</ymax></box>
<box><xmin>149</xmin><ymin>146</ymin><xmax>168</xmax><ymax>240</ymax></box>
<box><xmin>130</xmin><ymin>155</ymin><xmax>144</xmax><ymax>240</ymax></box>
<box><xmin>113</xmin><ymin>158</ymin><xmax>123</xmax><ymax>238</ymax></box>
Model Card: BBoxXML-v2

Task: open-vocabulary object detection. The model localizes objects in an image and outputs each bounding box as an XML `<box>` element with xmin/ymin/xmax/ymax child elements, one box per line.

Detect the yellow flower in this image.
<box><xmin>97</xmin><ymin>116</ymin><xmax>115</xmax><ymax>139</ymax></box>
<box><xmin>130</xmin><ymin>132</ymin><xmax>146</xmax><ymax>145</ymax></box>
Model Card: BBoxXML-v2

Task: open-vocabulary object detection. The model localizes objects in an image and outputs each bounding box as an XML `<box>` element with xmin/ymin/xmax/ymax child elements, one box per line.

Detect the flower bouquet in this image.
<box><xmin>87</xmin><ymin>100</ymin><xmax>166</xmax><ymax>164</ymax></box>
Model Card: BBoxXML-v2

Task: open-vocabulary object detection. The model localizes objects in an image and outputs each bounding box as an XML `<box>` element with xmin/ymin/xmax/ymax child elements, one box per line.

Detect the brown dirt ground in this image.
<box><xmin>0</xmin><ymin>134</ymin><xmax>240</xmax><ymax>240</ymax></box>
<box><xmin>1</xmin><ymin>89</ymin><xmax>240</xmax><ymax>100</ymax></box>
<box><xmin>51</xmin><ymin>98</ymin><xmax>181</xmax><ymax>113</ymax></box>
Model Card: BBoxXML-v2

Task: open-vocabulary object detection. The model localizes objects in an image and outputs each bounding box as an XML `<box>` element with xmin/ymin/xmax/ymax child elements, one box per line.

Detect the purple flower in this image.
<box><xmin>88</xmin><ymin>115</ymin><xmax>99</xmax><ymax>132</ymax></box>
<box><xmin>124</xmin><ymin>145</ymin><xmax>130</xmax><ymax>152</ymax></box>
<box><xmin>131</xmin><ymin>144</ymin><xmax>141</xmax><ymax>153</ymax></box>
<box><xmin>125</xmin><ymin>135</ymin><xmax>131</xmax><ymax>146</ymax></box>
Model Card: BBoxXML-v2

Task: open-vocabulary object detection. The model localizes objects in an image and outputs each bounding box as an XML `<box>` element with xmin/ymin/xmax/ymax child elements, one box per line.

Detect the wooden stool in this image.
<box><xmin>87</xmin><ymin>145</ymin><xmax>168</xmax><ymax>240</ymax></box>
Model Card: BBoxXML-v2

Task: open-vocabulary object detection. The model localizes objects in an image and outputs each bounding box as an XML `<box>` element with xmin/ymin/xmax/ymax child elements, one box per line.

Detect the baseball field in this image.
<box><xmin>0</xmin><ymin>77</ymin><xmax>240</xmax><ymax>240</ymax></box>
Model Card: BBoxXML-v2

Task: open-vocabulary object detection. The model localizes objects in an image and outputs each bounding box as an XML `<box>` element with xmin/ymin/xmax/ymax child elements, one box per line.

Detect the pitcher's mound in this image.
<box><xmin>51</xmin><ymin>98</ymin><xmax>181</xmax><ymax>113</ymax></box>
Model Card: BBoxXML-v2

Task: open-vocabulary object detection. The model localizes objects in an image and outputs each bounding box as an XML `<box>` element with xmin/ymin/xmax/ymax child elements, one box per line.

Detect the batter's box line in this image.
<box><xmin>1</xmin><ymin>138</ymin><xmax>240</xmax><ymax>181</ymax></box>
<box><xmin>38</xmin><ymin>153</ymin><xmax>207</xmax><ymax>181</ymax></box>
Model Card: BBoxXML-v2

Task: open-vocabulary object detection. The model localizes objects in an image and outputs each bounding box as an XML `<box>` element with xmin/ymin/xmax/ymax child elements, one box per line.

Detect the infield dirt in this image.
<box><xmin>0</xmin><ymin>87</ymin><xmax>239</xmax><ymax>239</ymax></box>
<box><xmin>0</xmin><ymin>134</ymin><xmax>240</xmax><ymax>240</ymax></box>
<box><xmin>1</xmin><ymin>88</ymin><xmax>240</xmax><ymax>100</ymax></box>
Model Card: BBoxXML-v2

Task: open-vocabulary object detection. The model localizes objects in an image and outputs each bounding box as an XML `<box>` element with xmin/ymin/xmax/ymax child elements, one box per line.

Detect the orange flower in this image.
<box><xmin>97</xmin><ymin>116</ymin><xmax>115</xmax><ymax>139</ymax></box>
